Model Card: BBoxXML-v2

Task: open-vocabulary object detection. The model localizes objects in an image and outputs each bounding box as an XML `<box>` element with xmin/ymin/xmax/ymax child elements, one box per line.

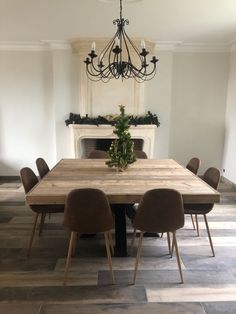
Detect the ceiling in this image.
<box><xmin>0</xmin><ymin>0</ymin><xmax>236</xmax><ymax>44</ymax></box>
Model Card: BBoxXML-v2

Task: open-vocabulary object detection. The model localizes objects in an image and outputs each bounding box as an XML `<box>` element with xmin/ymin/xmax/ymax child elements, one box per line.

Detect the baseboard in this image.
<box><xmin>221</xmin><ymin>176</ymin><xmax>236</xmax><ymax>191</ymax></box>
<box><xmin>0</xmin><ymin>176</ymin><xmax>21</xmax><ymax>182</ymax></box>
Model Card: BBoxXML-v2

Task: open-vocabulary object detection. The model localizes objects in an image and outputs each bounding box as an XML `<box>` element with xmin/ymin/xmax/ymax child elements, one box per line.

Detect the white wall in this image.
<box><xmin>0</xmin><ymin>49</ymin><xmax>76</xmax><ymax>175</ymax></box>
<box><xmin>50</xmin><ymin>50</ymin><xmax>78</xmax><ymax>161</ymax></box>
<box><xmin>169</xmin><ymin>52</ymin><xmax>229</xmax><ymax>173</ymax></box>
<box><xmin>223</xmin><ymin>48</ymin><xmax>236</xmax><ymax>183</ymax></box>
<box><xmin>0</xmin><ymin>50</ymin><xmax>55</xmax><ymax>175</ymax></box>
<box><xmin>145</xmin><ymin>50</ymin><xmax>174</xmax><ymax>158</ymax></box>
<box><xmin>0</xmin><ymin>47</ymin><xmax>232</xmax><ymax>176</ymax></box>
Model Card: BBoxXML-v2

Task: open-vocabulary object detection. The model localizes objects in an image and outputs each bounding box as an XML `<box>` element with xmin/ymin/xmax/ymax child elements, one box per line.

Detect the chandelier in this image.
<box><xmin>84</xmin><ymin>0</ymin><xmax>159</xmax><ymax>82</ymax></box>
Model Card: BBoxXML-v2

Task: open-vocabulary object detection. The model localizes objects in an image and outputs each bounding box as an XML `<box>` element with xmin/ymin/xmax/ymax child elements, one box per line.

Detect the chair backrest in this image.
<box><xmin>36</xmin><ymin>158</ymin><xmax>50</xmax><ymax>179</ymax></box>
<box><xmin>203</xmin><ymin>167</ymin><xmax>220</xmax><ymax>190</ymax></box>
<box><xmin>134</xmin><ymin>150</ymin><xmax>148</xmax><ymax>159</ymax></box>
<box><xmin>186</xmin><ymin>157</ymin><xmax>201</xmax><ymax>175</ymax></box>
<box><xmin>133</xmin><ymin>188</ymin><xmax>184</xmax><ymax>233</ymax></box>
<box><xmin>20</xmin><ymin>167</ymin><xmax>39</xmax><ymax>194</ymax></box>
<box><xmin>88</xmin><ymin>150</ymin><xmax>108</xmax><ymax>159</ymax></box>
<box><xmin>64</xmin><ymin>188</ymin><xmax>114</xmax><ymax>233</ymax></box>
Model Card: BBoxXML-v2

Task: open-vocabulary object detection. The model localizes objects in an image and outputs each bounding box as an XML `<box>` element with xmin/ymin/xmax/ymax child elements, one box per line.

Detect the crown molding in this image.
<box><xmin>173</xmin><ymin>42</ymin><xmax>230</xmax><ymax>53</ymax></box>
<box><xmin>0</xmin><ymin>40</ymin><xmax>234</xmax><ymax>53</ymax></box>
<box><xmin>155</xmin><ymin>41</ymin><xmax>181</xmax><ymax>51</ymax></box>
<box><xmin>0</xmin><ymin>40</ymin><xmax>71</xmax><ymax>51</ymax></box>
<box><xmin>154</xmin><ymin>41</ymin><xmax>232</xmax><ymax>52</ymax></box>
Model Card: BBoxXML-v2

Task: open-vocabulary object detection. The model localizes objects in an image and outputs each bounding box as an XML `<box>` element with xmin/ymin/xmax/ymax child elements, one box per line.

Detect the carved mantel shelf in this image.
<box><xmin>69</xmin><ymin>124</ymin><xmax>157</xmax><ymax>158</ymax></box>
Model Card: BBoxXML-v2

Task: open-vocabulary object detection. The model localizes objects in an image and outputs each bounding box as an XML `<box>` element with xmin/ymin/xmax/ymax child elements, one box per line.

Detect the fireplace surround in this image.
<box><xmin>69</xmin><ymin>124</ymin><xmax>157</xmax><ymax>158</ymax></box>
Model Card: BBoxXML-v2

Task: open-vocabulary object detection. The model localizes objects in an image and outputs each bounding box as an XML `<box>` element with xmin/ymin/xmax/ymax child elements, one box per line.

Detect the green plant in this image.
<box><xmin>106</xmin><ymin>105</ymin><xmax>136</xmax><ymax>171</ymax></box>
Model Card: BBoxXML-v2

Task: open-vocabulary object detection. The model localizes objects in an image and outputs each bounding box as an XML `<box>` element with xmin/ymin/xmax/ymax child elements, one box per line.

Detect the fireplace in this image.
<box><xmin>69</xmin><ymin>124</ymin><xmax>157</xmax><ymax>158</ymax></box>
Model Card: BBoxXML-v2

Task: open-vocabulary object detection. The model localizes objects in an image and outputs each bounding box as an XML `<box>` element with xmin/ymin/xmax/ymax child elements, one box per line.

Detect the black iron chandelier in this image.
<box><xmin>84</xmin><ymin>0</ymin><xmax>159</xmax><ymax>82</ymax></box>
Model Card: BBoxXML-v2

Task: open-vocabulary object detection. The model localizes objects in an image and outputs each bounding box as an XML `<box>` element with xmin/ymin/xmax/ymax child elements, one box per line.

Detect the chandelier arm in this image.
<box><xmin>86</xmin><ymin>68</ymin><xmax>104</xmax><ymax>82</ymax></box>
<box><xmin>101</xmin><ymin>63</ymin><xmax>116</xmax><ymax>79</ymax></box>
<box><xmin>123</xmin><ymin>29</ymin><xmax>144</xmax><ymax>65</ymax></box>
<box><xmin>89</xmin><ymin>60</ymin><xmax>104</xmax><ymax>75</ymax></box>
<box><xmin>100</xmin><ymin>32</ymin><xmax>118</xmax><ymax>60</ymax></box>
<box><xmin>140</xmin><ymin>64</ymin><xmax>157</xmax><ymax>77</ymax></box>
<box><xmin>86</xmin><ymin>64</ymin><xmax>103</xmax><ymax>78</ymax></box>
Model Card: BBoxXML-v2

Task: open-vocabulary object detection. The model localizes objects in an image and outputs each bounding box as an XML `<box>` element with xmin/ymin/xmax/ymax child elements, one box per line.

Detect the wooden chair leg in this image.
<box><xmin>172</xmin><ymin>231</ymin><xmax>184</xmax><ymax>284</ymax></box>
<box><xmin>27</xmin><ymin>213</ymin><xmax>39</xmax><ymax>257</ymax></box>
<box><xmin>195</xmin><ymin>214</ymin><xmax>199</xmax><ymax>236</ymax></box>
<box><xmin>72</xmin><ymin>232</ymin><xmax>79</xmax><ymax>257</ymax></box>
<box><xmin>104</xmin><ymin>232</ymin><xmax>115</xmax><ymax>284</ymax></box>
<box><xmin>203</xmin><ymin>214</ymin><xmax>215</xmax><ymax>257</ymax></box>
<box><xmin>133</xmin><ymin>231</ymin><xmax>143</xmax><ymax>285</ymax></box>
<box><xmin>39</xmin><ymin>213</ymin><xmax>46</xmax><ymax>236</ymax></box>
<box><xmin>131</xmin><ymin>229</ymin><xmax>137</xmax><ymax>249</ymax></box>
<box><xmin>190</xmin><ymin>214</ymin><xmax>196</xmax><ymax>230</ymax></box>
<box><xmin>167</xmin><ymin>232</ymin><xmax>172</xmax><ymax>257</ymax></box>
<box><xmin>63</xmin><ymin>232</ymin><xmax>76</xmax><ymax>286</ymax></box>
<box><xmin>171</xmin><ymin>234</ymin><xmax>174</xmax><ymax>257</ymax></box>
<box><xmin>160</xmin><ymin>233</ymin><xmax>164</xmax><ymax>238</ymax></box>
<box><xmin>108</xmin><ymin>231</ymin><xmax>114</xmax><ymax>256</ymax></box>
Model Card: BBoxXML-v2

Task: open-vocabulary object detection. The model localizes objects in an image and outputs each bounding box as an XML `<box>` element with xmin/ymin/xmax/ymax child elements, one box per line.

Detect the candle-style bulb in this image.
<box><xmin>141</xmin><ymin>40</ymin><xmax>146</xmax><ymax>49</ymax></box>
<box><xmin>99</xmin><ymin>53</ymin><xmax>104</xmax><ymax>62</ymax></box>
<box><xmin>91</xmin><ymin>41</ymin><xmax>96</xmax><ymax>51</ymax></box>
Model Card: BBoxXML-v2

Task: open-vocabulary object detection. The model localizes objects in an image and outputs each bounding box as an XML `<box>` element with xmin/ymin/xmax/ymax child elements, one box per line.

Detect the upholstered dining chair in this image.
<box><xmin>63</xmin><ymin>188</ymin><xmax>115</xmax><ymax>286</ymax></box>
<box><xmin>185</xmin><ymin>157</ymin><xmax>201</xmax><ymax>230</ymax></box>
<box><xmin>184</xmin><ymin>167</ymin><xmax>220</xmax><ymax>257</ymax></box>
<box><xmin>36</xmin><ymin>157</ymin><xmax>50</xmax><ymax>179</ymax></box>
<box><xmin>186</xmin><ymin>157</ymin><xmax>201</xmax><ymax>175</ymax></box>
<box><xmin>36</xmin><ymin>157</ymin><xmax>52</xmax><ymax>226</ymax></box>
<box><xmin>88</xmin><ymin>150</ymin><xmax>108</xmax><ymax>158</ymax></box>
<box><xmin>132</xmin><ymin>188</ymin><xmax>185</xmax><ymax>284</ymax></box>
<box><xmin>134</xmin><ymin>150</ymin><xmax>148</xmax><ymax>159</ymax></box>
<box><xmin>20</xmin><ymin>167</ymin><xmax>64</xmax><ymax>257</ymax></box>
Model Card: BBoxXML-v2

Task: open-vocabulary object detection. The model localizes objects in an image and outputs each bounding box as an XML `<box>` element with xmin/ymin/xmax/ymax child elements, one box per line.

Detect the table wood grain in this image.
<box><xmin>26</xmin><ymin>159</ymin><xmax>220</xmax><ymax>205</ymax></box>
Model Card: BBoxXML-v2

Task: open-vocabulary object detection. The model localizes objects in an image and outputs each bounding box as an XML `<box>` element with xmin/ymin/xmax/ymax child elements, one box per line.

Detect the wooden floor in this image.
<box><xmin>0</xmin><ymin>179</ymin><xmax>236</xmax><ymax>313</ymax></box>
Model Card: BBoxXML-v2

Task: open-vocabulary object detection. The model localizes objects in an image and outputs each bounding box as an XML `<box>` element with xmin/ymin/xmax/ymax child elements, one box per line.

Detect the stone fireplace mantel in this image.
<box><xmin>69</xmin><ymin>124</ymin><xmax>157</xmax><ymax>158</ymax></box>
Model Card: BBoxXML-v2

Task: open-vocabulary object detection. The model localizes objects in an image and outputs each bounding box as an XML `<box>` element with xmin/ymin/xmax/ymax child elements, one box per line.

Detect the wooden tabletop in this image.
<box><xmin>26</xmin><ymin>159</ymin><xmax>220</xmax><ymax>205</ymax></box>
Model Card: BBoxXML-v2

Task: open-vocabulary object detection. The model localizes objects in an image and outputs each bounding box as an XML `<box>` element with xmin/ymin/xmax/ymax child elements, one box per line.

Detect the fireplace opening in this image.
<box><xmin>81</xmin><ymin>138</ymin><xmax>144</xmax><ymax>158</ymax></box>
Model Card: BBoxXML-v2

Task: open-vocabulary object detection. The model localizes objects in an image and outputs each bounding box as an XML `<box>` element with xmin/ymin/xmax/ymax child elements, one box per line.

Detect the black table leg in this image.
<box><xmin>111</xmin><ymin>204</ymin><xmax>127</xmax><ymax>257</ymax></box>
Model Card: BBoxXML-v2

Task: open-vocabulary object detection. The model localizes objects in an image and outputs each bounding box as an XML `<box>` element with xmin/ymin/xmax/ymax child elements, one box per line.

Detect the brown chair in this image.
<box><xmin>20</xmin><ymin>167</ymin><xmax>64</xmax><ymax>257</ymax></box>
<box><xmin>132</xmin><ymin>188</ymin><xmax>184</xmax><ymax>284</ymax></box>
<box><xmin>134</xmin><ymin>150</ymin><xmax>148</xmax><ymax>159</ymax></box>
<box><xmin>184</xmin><ymin>167</ymin><xmax>220</xmax><ymax>256</ymax></box>
<box><xmin>63</xmin><ymin>188</ymin><xmax>115</xmax><ymax>286</ymax></box>
<box><xmin>36</xmin><ymin>157</ymin><xmax>50</xmax><ymax>179</ymax></box>
<box><xmin>186</xmin><ymin>157</ymin><xmax>201</xmax><ymax>175</ymax></box>
<box><xmin>185</xmin><ymin>158</ymin><xmax>201</xmax><ymax>230</ymax></box>
<box><xmin>88</xmin><ymin>150</ymin><xmax>108</xmax><ymax>159</ymax></box>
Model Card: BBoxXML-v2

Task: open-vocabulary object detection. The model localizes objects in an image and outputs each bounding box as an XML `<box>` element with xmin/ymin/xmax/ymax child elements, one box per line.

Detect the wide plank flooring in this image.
<box><xmin>0</xmin><ymin>179</ymin><xmax>236</xmax><ymax>313</ymax></box>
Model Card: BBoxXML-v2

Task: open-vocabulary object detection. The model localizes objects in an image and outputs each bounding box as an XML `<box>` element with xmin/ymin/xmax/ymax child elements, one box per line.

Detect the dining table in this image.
<box><xmin>26</xmin><ymin>158</ymin><xmax>220</xmax><ymax>256</ymax></box>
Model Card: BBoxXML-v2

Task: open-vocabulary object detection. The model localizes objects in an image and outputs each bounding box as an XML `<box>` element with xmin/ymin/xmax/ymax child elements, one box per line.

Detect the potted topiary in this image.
<box><xmin>106</xmin><ymin>105</ymin><xmax>136</xmax><ymax>171</ymax></box>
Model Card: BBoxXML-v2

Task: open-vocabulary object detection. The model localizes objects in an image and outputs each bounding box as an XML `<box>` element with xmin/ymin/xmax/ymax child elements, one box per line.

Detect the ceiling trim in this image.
<box><xmin>173</xmin><ymin>42</ymin><xmax>230</xmax><ymax>53</ymax></box>
<box><xmin>0</xmin><ymin>40</ymin><xmax>233</xmax><ymax>53</ymax></box>
<box><xmin>0</xmin><ymin>40</ymin><xmax>71</xmax><ymax>51</ymax></box>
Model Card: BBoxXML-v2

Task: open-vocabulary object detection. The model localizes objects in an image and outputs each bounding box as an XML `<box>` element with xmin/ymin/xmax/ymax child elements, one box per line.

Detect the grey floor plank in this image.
<box><xmin>40</xmin><ymin>302</ymin><xmax>205</xmax><ymax>314</ymax></box>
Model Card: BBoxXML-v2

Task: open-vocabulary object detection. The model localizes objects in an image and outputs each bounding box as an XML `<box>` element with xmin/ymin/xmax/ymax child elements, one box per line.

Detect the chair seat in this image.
<box><xmin>184</xmin><ymin>203</ymin><xmax>213</xmax><ymax>215</ymax></box>
<box><xmin>31</xmin><ymin>204</ymin><xmax>64</xmax><ymax>214</ymax></box>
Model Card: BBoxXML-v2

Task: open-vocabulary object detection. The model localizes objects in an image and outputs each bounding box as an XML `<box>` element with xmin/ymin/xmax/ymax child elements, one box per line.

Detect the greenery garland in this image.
<box><xmin>65</xmin><ymin>111</ymin><xmax>160</xmax><ymax>127</ymax></box>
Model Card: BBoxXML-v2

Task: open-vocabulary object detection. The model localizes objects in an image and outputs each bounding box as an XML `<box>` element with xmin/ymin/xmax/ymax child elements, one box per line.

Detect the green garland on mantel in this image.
<box><xmin>65</xmin><ymin>111</ymin><xmax>160</xmax><ymax>127</ymax></box>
